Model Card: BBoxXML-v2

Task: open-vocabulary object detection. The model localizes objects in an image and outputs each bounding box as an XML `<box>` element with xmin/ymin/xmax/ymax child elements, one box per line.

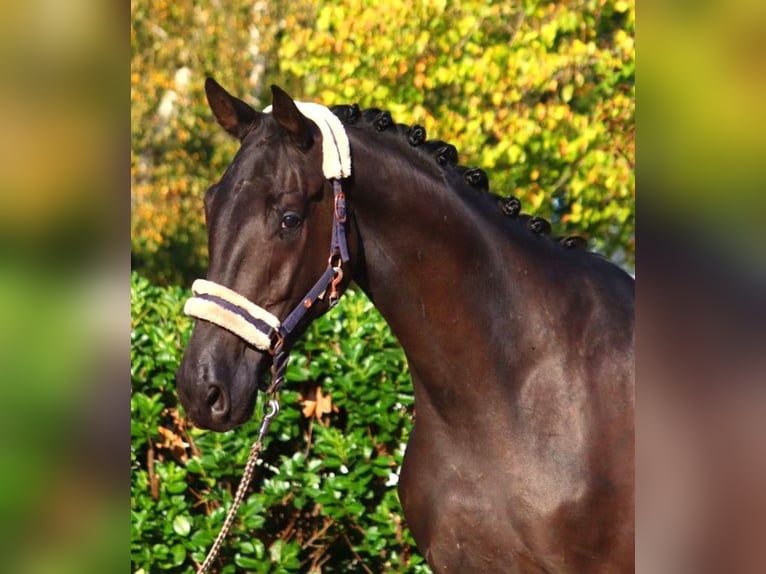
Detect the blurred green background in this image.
<box><xmin>0</xmin><ymin>1</ymin><xmax>124</xmax><ymax>573</ymax></box>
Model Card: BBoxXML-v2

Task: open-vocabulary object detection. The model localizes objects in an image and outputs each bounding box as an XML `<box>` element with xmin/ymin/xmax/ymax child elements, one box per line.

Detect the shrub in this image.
<box><xmin>130</xmin><ymin>273</ymin><xmax>428</xmax><ymax>573</ymax></box>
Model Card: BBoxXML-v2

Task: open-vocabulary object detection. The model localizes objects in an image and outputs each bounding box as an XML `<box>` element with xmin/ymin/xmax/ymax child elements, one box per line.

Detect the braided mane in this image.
<box><xmin>330</xmin><ymin>104</ymin><xmax>587</xmax><ymax>251</ymax></box>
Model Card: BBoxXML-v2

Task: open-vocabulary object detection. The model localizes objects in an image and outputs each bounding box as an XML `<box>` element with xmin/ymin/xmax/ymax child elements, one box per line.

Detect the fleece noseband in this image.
<box><xmin>183</xmin><ymin>101</ymin><xmax>351</xmax><ymax>392</ymax></box>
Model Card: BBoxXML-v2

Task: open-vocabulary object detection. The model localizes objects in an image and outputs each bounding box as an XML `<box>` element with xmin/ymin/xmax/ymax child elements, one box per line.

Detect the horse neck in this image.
<box><xmin>344</xmin><ymin>131</ymin><xmax>527</xmax><ymax>421</ymax></box>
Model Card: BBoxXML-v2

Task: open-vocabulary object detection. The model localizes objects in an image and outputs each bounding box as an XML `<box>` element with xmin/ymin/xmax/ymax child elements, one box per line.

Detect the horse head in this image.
<box><xmin>176</xmin><ymin>79</ymin><xmax>354</xmax><ymax>431</ymax></box>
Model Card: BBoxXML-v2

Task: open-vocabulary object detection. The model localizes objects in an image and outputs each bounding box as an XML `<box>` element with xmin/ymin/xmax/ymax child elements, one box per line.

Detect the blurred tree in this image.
<box><xmin>131</xmin><ymin>0</ymin><xmax>634</xmax><ymax>282</ymax></box>
<box><xmin>131</xmin><ymin>0</ymin><xmax>284</xmax><ymax>283</ymax></box>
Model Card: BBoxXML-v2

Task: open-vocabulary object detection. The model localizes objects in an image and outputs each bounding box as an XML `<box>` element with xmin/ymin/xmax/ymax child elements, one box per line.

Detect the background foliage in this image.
<box><xmin>131</xmin><ymin>274</ymin><xmax>426</xmax><ymax>573</ymax></box>
<box><xmin>131</xmin><ymin>0</ymin><xmax>634</xmax><ymax>285</ymax></box>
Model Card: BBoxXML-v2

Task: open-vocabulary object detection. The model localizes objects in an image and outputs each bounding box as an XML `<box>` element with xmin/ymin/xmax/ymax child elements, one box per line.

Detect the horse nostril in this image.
<box><xmin>206</xmin><ymin>384</ymin><xmax>229</xmax><ymax>419</ymax></box>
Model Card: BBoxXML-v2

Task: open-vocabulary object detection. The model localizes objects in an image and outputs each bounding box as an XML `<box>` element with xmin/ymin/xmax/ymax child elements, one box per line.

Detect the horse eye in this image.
<box><xmin>280</xmin><ymin>213</ymin><xmax>303</xmax><ymax>230</ymax></box>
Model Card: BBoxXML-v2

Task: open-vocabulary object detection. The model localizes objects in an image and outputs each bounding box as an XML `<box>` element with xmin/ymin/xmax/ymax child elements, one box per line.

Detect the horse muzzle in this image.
<box><xmin>175</xmin><ymin>322</ymin><xmax>271</xmax><ymax>431</ymax></box>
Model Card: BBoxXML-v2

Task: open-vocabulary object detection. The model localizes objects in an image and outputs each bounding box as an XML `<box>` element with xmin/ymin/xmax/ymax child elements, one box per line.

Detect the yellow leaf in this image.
<box><xmin>302</xmin><ymin>399</ymin><xmax>316</xmax><ymax>419</ymax></box>
<box><xmin>562</xmin><ymin>84</ymin><xmax>574</xmax><ymax>103</ymax></box>
<box><xmin>315</xmin><ymin>387</ymin><xmax>334</xmax><ymax>419</ymax></box>
<box><xmin>301</xmin><ymin>386</ymin><xmax>335</xmax><ymax>421</ymax></box>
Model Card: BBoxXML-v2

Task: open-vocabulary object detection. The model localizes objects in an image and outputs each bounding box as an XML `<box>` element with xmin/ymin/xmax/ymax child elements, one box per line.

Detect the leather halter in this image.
<box><xmin>184</xmin><ymin>179</ymin><xmax>349</xmax><ymax>393</ymax></box>
<box><xmin>184</xmin><ymin>100</ymin><xmax>352</xmax><ymax>394</ymax></box>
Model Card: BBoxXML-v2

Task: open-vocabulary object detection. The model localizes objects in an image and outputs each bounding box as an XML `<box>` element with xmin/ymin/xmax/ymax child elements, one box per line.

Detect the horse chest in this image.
<box><xmin>396</xmin><ymin>423</ymin><xmax>626</xmax><ymax>573</ymax></box>
<box><xmin>397</xmin><ymin>461</ymin><xmax>517</xmax><ymax>572</ymax></box>
<box><xmin>397</xmin><ymin>433</ymin><xmax>553</xmax><ymax>573</ymax></box>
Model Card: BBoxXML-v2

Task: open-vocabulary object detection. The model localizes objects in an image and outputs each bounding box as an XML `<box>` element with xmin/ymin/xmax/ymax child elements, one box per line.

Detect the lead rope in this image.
<box><xmin>196</xmin><ymin>397</ymin><xmax>280</xmax><ymax>574</ymax></box>
<box><xmin>190</xmin><ymin>181</ymin><xmax>344</xmax><ymax>571</ymax></box>
<box><xmin>191</xmin><ymin>180</ymin><xmax>346</xmax><ymax>572</ymax></box>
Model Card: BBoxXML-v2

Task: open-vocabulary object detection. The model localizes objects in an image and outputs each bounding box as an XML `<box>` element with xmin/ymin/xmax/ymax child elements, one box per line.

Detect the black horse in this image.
<box><xmin>177</xmin><ymin>79</ymin><xmax>635</xmax><ymax>573</ymax></box>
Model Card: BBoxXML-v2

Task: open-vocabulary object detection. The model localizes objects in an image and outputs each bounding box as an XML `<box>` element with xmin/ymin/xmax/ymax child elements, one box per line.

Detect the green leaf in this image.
<box><xmin>172</xmin><ymin>514</ymin><xmax>191</xmax><ymax>536</ymax></box>
<box><xmin>235</xmin><ymin>554</ymin><xmax>263</xmax><ymax>569</ymax></box>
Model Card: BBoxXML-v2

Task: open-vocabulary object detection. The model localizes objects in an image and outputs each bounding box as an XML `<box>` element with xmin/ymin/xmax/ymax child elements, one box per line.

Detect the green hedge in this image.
<box><xmin>130</xmin><ymin>273</ymin><xmax>427</xmax><ymax>573</ymax></box>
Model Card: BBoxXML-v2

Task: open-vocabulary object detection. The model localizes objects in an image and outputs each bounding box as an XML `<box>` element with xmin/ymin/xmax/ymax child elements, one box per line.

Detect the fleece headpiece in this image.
<box><xmin>184</xmin><ymin>279</ymin><xmax>281</xmax><ymax>351</ymax></box>
<box><xmin>263</xmin><ymin>101</ymin><xmax>351</xmax><ymax>179</ymax></box>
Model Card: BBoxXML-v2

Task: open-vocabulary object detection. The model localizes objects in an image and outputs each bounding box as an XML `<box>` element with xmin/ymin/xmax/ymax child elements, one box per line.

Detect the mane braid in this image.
<box><xmin>421</xmin><ymin>141</ymin><xmax>458</xmax><ymax>166</ymax></box>
<box><xmin>463</xmin><ymin>167</ymin><xmax>489</xmax><ymax>191</ymax></box>
<box><xmin>329</xmin><ymin>104</ymin><xmax>588</xmax><ymax>252</ymax></box>
<box><xmin>329</xmin><ymin>104</ymin><xmax>360</xmax><ymax>125</ymax></box>
<box><xmin>406</xmin><ymin>125</ymin><xmax>427</xmax><ymax>146</ymax></box>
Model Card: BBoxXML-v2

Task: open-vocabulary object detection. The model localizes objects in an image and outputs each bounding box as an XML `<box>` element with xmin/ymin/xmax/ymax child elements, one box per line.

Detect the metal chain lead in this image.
<box><xmin>196</xmin><ymin>398</ymin><xmax>280</xmax><ymax>574</ymax></box>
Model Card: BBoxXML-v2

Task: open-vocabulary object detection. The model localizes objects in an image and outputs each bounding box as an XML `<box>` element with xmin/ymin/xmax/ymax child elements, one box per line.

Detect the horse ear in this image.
<box><xmin>270</xmin><ymin>84</ymin><xmax>314</xmax><ymax>150</ymax></box>
<box><xmin>204</xmin><ymin>77</ymin><xmax>260</xmax><ymax>140</ymax></box>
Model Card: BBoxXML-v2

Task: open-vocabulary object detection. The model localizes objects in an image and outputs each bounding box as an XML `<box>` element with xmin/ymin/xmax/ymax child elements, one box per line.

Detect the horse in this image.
<box><xmin>176</xmin><ymin>78</ymin><xmax>635</xmax><ymax>573</ymax></box>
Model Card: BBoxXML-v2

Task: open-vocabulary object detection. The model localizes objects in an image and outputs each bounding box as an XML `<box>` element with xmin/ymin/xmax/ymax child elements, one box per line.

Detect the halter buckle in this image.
<box><xmin>334</xmin><ymin>190</ymin><xmax>347</xmax><ymax>223</ymax></box>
